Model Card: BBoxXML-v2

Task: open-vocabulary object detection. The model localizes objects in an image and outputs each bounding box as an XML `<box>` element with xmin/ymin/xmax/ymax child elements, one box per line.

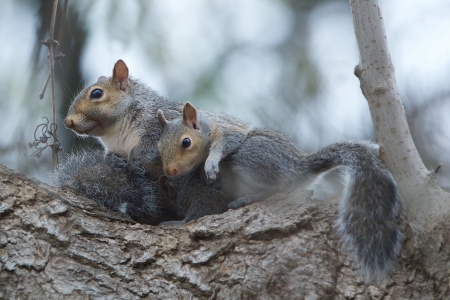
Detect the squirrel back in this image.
<box><xmin>157</xmin><ymin>102</ymin><xmax>404</xmax><ymax>282</ymax></box>
<box><xmin>64</xmin><ymin>60</ymin><xmax>183</xmax><ymax>178</ymax></box>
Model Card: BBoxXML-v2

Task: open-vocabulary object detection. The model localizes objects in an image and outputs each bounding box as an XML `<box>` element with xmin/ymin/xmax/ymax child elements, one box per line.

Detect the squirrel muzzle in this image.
<box><xmin>64</xmin><ymin>117</ymin><xmax>74</xmax><ymax>129</ymax></box>
<box><xmin>165</xmin><ymin>164</ymin><xmax>179</xmax><ymax>176</ymax></box>
<box><xmin>64</xmin><ymin>115</ymin><xmax>100</xmax><ymax>136</ymax></box>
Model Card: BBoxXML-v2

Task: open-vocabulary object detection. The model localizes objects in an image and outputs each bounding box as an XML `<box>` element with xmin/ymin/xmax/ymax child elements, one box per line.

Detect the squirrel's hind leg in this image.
<box><xmin>228</xmin><ymin>190</ymin><xmax>277</xmax><ymax>209</ymax></box>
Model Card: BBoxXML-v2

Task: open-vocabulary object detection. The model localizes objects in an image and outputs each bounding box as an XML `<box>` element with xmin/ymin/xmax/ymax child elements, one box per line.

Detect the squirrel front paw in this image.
<box><xmin>204</xmin><ymin>156</ymin><xmax>220</xmax><ymax>182</ymax></box>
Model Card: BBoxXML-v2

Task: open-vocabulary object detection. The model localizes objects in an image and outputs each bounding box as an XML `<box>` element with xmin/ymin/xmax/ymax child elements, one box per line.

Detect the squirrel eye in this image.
<box><xmin>90</xmin><ymin>88</ymin><xmax>103</xmax><ymax>99</ymax></box>
<box><xmin>182</xmin><ymin>138</ymin><xmax>191</xmax><ymax>148</ymax></box>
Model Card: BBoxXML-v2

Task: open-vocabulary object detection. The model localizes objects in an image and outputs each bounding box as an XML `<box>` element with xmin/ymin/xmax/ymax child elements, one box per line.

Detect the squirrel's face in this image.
<box><xmin>64</xmin><ymin>84</ymin><xmax>123</xmax><ymax>136</ymax></box>
<box><xmin>64</xmin><ymin>60</ymin><xmax>131</xmax><ymax>137</ymax></box>
<box><xmin>158</xmin><ymin>122</ymin><xmax>208</xmax><ymax>177</ymax></box>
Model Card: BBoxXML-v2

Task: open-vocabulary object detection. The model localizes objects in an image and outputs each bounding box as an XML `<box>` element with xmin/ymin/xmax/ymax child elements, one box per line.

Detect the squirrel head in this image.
<box><xmin>64</xmin><ymin>59</ymin><xmax>132</xmax><ymax>137</ymax></box>
<box><xmin>157</xmin><ymin>102</ymin><xmax>208</xmax><ymax>176</ymax></box>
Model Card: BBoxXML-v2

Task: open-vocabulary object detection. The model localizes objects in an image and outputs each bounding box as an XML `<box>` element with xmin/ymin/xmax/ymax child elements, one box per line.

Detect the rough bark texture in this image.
<box><xmin>1</xmin><ymin>164</ymin><xmax>449</xmax><ymax>299</ymax></box>
<box><xmin>349</xmin><ymin>0</ymin><xmax>450</xmax><ymax>228</ymax></box>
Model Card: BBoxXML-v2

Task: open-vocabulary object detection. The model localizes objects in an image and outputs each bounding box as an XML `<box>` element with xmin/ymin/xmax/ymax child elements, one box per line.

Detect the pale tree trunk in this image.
<box><xmin>1</xmin><ymin>163</ymin><xmax>449</xmax><ymax>299</ymax></box>
<box><xmin>349</xmin><ymin>0</ymin><xmax>450</xmax><ymax>229</ymax></box>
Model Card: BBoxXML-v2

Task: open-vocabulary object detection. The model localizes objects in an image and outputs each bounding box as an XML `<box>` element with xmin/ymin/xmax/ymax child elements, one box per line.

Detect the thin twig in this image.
<box><xmin>39</xmin><ymin>71</ymin><xmax>51</xmax><ymax>99</ymax></box>
<box><xmin>434</xmin><ymin>164</ymin><xmax>443</xmax><ymax>174</ymax></box>
<box><xmin>58</xmin><ymin>0</ymin><xmax>69</xmax><ymax>46</ymax></box>
<box><xmin>49</xmin><ymin>0</ymin><xmax>59</xmax><ymax>170</ymax></box>
<box><xmin>32</xmin><ymin>0</ymin><xmax>68</xmax><ymax>168</ymax></box>
<box><xmin>28</xmin><ymin>117</ymin><xmax>63</xmax><ymax>158</ymax></box>
<box><xmin>38</xmin><ymin>0</ymin><xmax>68</xmax><ymax>103</ymax></box>
<box><xmin>55</xmin><ymin>0</ymin><xmax>69</xmax><ymax>71</ymax></box>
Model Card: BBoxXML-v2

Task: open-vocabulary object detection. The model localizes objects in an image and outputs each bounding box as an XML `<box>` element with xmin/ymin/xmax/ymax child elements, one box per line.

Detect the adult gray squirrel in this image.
<box><xmin>157</xmin><ymin>102</ymin><xmax>404</xmax><ymax>283</ymax></box>
<box><xmin>56</xmin><ymin>59</ymin><xmax>185</xmax><ymax>223</ymax></box>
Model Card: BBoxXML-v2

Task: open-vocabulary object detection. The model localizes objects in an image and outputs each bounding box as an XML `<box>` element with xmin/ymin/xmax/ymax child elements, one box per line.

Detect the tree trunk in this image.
<box><xmin>349</xmin><ymin>0</ymin><xmax>450</xmax><ymax>229</ymax></box>
<box><xmin>1</xmin><ymin>164</ymin><xmax>449</xmax><ymax>299</ymax></box>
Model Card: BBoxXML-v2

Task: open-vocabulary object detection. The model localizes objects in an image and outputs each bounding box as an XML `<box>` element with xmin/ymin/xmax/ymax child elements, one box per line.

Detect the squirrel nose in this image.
<box><xmin>64</xmin><ymin>117</ymin><xmax>74</xmax><ymax>129</ymax></box>
<box><xmin>165</xmin><ymin>166</ymin><xmax>178</xmax><ymax>176</ymax></box>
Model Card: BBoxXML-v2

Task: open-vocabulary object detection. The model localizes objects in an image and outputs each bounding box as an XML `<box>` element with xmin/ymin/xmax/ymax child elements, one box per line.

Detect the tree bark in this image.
<box><xmin>1</xmin><ymin>164</ymin><xmax>449</xmax><ymax>299</ymax></box>
<box><xmin>349</xmin><ymin>0</ymin><xmax>450</xmax><ymax>229</ymax></box>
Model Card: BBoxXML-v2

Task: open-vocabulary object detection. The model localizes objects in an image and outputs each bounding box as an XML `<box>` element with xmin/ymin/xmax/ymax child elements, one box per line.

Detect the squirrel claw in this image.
<box><xmin>204</xmin><ymin>158</ymin><xmax>220</xmax><ymax>182</ymax></box>
<box><xmin>205</xmin><ymin>171</ymin><xmax>216</xmax><ymax>182</ymax></box>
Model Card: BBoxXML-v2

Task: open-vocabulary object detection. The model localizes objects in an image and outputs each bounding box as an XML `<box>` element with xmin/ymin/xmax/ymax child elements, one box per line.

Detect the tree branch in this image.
<box><xmin>1</xmin><ymin>163</ymin><xmax>450</xmax><ymax>298</ymax></box>
<box><xmin>36</xmin><ymin>0</ymin><xmax>67</xmax><ymax>169</ymax></box>
<box><xmin>48</xmin><ymin>0</ymin><xmax>59</xmax><ymax>171</ymax></box>
<box><xmin>349</xmin><ymin>0</ymin><xmax>450</xmax><ymax>228</ymax></box>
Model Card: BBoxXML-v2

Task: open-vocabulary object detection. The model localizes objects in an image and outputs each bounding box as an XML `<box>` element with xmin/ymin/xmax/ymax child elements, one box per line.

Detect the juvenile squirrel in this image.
<box><xmin>64</xmin><ymin>59</ymin><xmax>183</xmax><ymax>178</ymax></box>
<box><xmin>157</xmin><ymin>102</ymin><xmax>404</xmax><ymax>283</ymax></box>
<box><xmin>158</xmin><ymin>170</ymin><xmax>234</xmax><ymax>225</ymax></box>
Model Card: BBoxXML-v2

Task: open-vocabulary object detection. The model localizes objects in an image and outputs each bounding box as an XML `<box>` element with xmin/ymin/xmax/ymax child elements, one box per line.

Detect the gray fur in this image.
<box><xmin>191</xmin><ymin>109</ymin><xmax>251</xmax><ymax>181</ymax></box>
<box><xmin>106</xmin><ymin>78</ymin><xmax>183</xmax><ymax>178</ymax></box>
<box><xmin>50</xmin><ymin>149</ymin><xmax>164</xmax><ymax>225</ymax></box>
<box><xmin>159</xmin><ymin>170</ymin><xmax>234</xmax><ymax>224</ymax></box>
<box><xmin>306</xmin><ymin>141</ymin><xmax>403</xmax><ymax>283</ymax></box>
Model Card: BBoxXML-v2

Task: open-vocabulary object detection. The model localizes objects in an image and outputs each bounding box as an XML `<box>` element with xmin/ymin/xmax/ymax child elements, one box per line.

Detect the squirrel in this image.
<box><xmin>51</xmin><ymin>149</ymin><xmax>179</xmax><ymax>225</ymax></box>
<box><xmin>64</xmin><ymin>59</ymin><xmax>184</xmax><ymax>179</ymax></box>
<box><xmin>60</xmin><ymin>59</ymin><xmax>184</xmax><ymax>223</ymax></box>
<box><xmin>157</xmin><ymin>101</ymin><xmax>404</xmax><ymax>283</ymax></box>
<box><xmin>158</xmin><ymin>170</ymin><xmax>234</xmax><ymax>225</ymax></box>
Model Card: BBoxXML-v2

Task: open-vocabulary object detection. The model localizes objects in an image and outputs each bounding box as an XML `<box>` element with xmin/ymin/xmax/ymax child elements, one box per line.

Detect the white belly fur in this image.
<box><xmin>99</xmin><ymin>117</ymin><xmax>140</xmax><ymax>158</ymax></box>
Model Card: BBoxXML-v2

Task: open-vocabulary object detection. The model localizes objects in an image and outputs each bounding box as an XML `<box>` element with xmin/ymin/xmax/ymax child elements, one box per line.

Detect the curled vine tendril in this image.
<box><xmin>28</xmin><ymin>117</ymin><xmax>63</xmax><ymax>158</ymax></box>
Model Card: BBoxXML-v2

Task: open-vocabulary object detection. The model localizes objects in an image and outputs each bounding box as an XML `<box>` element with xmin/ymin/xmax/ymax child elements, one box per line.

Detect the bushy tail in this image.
<box><xmin>307</xmin><ymin>141</ymin><xmax>403</xmax><ymax>283</ymax></box>
<box><xmin>50</xmin><ymin>149</ymin><xmax>162</xmax><ymax>224</ymax></box>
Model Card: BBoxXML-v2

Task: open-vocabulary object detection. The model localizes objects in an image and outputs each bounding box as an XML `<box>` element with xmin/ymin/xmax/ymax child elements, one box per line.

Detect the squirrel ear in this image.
<box><xmin>157</xmin><ymin>109</ymin><xmax>167</xmax><ymax>128</ymax></box>
<box><xmin>182</xmin><ymin>102</ymin><xmax>199</xmax><ymax>129</ymax></box>
<box><xmin>112</xmin><ymin>59</ymin><xmax>130</xmax><ymax>93</ymax></box>
<box><xmin>97</xmin><ymin>76</ymin><xmax>107</xmax><ymax>83</ymax></box>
